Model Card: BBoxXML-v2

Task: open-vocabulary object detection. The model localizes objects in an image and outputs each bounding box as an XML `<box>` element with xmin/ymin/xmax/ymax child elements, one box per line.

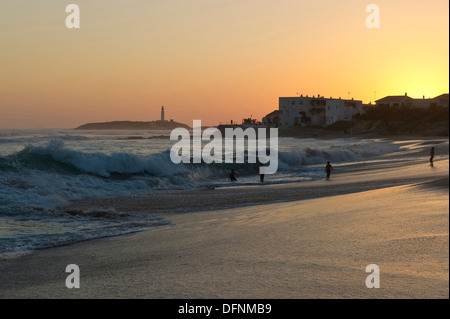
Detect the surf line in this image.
<box><xmin>170</xmin><ymin>120</ymin><xmax>279</xmax><ymax>174</ymax></box>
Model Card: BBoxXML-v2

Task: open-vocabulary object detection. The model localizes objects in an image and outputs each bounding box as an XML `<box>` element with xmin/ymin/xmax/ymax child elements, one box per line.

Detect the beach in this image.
<box><xmin>0</xmin><ymin>152</ymin><xmax>448</xmax><ymax>298</ymax></box>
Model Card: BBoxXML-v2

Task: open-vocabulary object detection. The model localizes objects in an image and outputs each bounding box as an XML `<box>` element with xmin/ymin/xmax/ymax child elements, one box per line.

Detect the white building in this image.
<box><xmin>263</xmin><ymin>95</ymin><xmax>364</xmax><ymax>127</ymax></box>
<box><xmin>324</xmin><ymin>98</ymin><xmax>364</xmax><ymax>125</ymax></box>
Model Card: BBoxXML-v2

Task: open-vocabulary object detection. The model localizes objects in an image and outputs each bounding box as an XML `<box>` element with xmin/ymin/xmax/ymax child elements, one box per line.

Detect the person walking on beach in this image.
<box><xmin>259</xmin><ymin>162</ymin><xmax>265</xmax><ymax>182</ymax></box>
<box><xmin>429</xmin><ymin>147</ymin><xmax>435</xmax><ymax>167</ymax></box>
<box><xmin>229</xmin><ymin>169</ymin><xmax>238</xmax><ymax>182</ymax></box>
<box><xmin>325</xmin><ymin>161</ymin><xmax>333</xmax><ymax>181</ymax></box>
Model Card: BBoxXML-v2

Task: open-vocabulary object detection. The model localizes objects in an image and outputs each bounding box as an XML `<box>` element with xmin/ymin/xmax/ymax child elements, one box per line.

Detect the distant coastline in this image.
<box><xmin>74</xmin><ymin>120</ymin><xmax>191</xmax><ymax>130</ymax></box>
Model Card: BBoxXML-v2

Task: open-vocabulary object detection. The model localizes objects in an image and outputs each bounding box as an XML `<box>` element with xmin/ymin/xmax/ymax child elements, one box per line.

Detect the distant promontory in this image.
<box><xmin>75</xmin><ymin>120</ymin><xmax>191</xmax><ymax>130</ymax></box>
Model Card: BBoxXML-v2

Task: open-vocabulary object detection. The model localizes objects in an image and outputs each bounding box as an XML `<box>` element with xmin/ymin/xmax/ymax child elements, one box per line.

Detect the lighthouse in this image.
<box><xmin>161</xmin><ymin>106</ymin><xmax>165</xmax><ymax>121</ymax></box>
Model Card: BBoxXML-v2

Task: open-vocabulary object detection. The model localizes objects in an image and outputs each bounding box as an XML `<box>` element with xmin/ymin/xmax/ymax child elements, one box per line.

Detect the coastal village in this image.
<box><xmin>261</xmin><ymin>93</ymin><xmax>448</xmax><ymax>128</ymax></box>
<box><xmin>215</xmin><ymin>92</ymin><xmax>449</xmax><ymax>136</ymax></box>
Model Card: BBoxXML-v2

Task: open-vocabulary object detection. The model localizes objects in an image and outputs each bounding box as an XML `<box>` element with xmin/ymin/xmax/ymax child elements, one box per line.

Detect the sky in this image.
<box><xmin>0</xmin><ymin>0</ymin><xmax>448</xmax><ymax>129</ymax></box>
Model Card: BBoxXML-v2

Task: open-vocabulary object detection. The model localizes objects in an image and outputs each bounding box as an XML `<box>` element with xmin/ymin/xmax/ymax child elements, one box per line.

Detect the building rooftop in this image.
<box><xmin>433</xmin><ymin>93</ymin><xmax>449</xmax><ymax>100</ymax></box>
<box><xmin>265</xmin><ymin>110</ymin><xmax>284</xmax><ymax>117</ymax></box>
<box><xmin>375</xmin><ymin>94</ymin><xmax>413</xmax><ymax>103</ymax></box>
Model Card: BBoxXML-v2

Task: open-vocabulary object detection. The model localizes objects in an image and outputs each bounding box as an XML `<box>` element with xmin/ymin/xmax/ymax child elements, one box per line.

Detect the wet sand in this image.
<box><xmin>0</xmin><ymin>157</ymin><xmax>448</xmax><ymax>298</ymax></box>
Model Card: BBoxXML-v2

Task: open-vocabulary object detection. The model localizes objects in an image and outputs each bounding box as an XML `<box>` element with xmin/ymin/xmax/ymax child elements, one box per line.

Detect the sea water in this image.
<box><xmin>0</xmin><ymin>129</ymin><xmax>437</xmax><ymax>259</ymax></box>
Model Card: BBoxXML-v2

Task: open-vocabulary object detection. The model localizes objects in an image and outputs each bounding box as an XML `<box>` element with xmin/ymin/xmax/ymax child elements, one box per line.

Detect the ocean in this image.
<box><xmin>0</xmin><ymin>129</ymin><xmax>435</xmax><ymax>259</ymax></box>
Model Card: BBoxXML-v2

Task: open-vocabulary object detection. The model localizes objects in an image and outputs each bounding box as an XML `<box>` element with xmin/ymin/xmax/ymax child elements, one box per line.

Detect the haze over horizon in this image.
<box><xmin>1</xmin><ymin>0</ymin><xmax>448</xmax><ymax>129</ymax></box>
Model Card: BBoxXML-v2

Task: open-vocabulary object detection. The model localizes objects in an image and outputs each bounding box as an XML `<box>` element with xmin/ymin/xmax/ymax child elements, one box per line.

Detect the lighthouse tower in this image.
<box><xmin>161</xmin><ymin>106</ymin><xmax>165</xmax><ymax>121</ymax></box>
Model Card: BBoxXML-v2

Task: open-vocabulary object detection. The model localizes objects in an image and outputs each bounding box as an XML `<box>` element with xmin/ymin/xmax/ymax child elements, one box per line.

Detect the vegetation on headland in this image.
<box><xmin>279</xmin><ymin>105</ymin><xmax>449</xmax><ymax>137</ymax></box>
<box><xmin>353</xmin><ymin>104</ymin><xmax>449</xmax><ymax>136</ymax></box>
<box><xmin>355</xmin><ymin>104</ymin><xmax>448</xmax><ymax>123</ymax></box>
<box><xmin>74</xmin><ymin>120</ymin><xmax>191</xmax><ymax>130</ymax></box>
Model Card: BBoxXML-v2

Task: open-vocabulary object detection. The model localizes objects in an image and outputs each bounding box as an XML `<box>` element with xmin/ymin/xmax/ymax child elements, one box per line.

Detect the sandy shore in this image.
<box><xmin>0</xmin><ymin>156</ymin><xmax>448</xmax><ymax>298</ymax></box>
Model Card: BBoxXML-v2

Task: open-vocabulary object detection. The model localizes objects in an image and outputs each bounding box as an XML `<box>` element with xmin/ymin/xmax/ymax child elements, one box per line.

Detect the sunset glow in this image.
<box><xmin>1</xmin><ymin>0</ymin><xmax>448</xmax><ymax>128</ymax></box>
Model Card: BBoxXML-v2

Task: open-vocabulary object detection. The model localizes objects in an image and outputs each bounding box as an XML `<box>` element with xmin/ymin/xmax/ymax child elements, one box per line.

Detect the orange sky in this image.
<box><xmin>0</xmin><ymin>0</ymin><xmax>448</xmax><ymax>129</ymax></box>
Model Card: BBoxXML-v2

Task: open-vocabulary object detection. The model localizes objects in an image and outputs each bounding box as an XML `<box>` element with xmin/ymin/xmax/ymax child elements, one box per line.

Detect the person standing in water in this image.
<box><xmin>325</xmin><ymin>161</ymin><xmax>333</xmax><ymax>181</ymax></box>
<box><xmin>229</xmin><ymin>169</ymin><xmax>238</xmax><ymax>182</ymax></box>
<box><xmin>430</xmin><ymin>147</ymin><xmax>435</xmax><ymax>167</ymax></box>
<box><xmin>259</xmin><ymin>162</ymin><xmax>264</xmax><ymax>182</ymax></box>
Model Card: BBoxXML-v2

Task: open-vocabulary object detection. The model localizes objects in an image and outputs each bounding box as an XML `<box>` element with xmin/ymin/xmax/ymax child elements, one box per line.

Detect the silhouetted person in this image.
<box><xmin>259</xmin><ymin>162</ymin><xmax>264</xmax><ymax>182</ymax></box>
<box><xmin>229</xmin><ymin>169</ymin><xmax>237</xmax><ymax>182</ymax></box>
<box><xmin>325</xmin><ymin>161</ymin><xmax>333</xmax><ymax>180</ymax></box>
<box><xmin>430</xmin><ymin>147</ymin><xmax>435</xmax><ymax>167</ymax></box>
